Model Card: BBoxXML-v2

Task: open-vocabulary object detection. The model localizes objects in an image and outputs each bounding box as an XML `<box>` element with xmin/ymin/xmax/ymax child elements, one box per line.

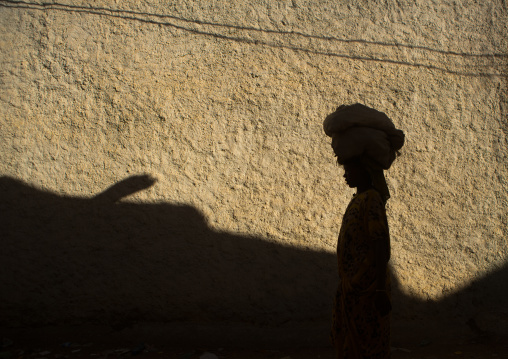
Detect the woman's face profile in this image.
<box><xmin>342</xmin><ymin>162</ymin><xmax>369</xmax><ymax>188</ymax></box>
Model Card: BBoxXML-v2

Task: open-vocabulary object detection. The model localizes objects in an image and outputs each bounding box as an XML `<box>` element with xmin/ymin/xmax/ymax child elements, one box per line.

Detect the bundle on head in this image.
<box><xmin>323</xmin><ymin>103</ymin><xmax>405</xmax><ymax>170</ymax></box>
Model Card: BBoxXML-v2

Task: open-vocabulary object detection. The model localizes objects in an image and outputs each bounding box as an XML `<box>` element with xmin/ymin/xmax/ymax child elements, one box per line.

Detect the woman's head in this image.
<box><xmin>342</xmin><ymin>158</ymin><xmax>372</xmax><ymax>189</ymax></box>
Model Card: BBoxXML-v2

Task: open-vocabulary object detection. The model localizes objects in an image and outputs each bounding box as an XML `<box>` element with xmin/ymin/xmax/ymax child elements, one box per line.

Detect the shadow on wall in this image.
<box><xmin>0</xmin><ymin>175</ymin><xmax>507</xmax><ymax>344</ymax></box>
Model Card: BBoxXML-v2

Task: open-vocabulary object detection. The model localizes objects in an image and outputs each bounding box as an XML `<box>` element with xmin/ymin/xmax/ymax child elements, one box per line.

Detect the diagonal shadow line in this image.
<box><xmin>1</xmin><ymin>0</ymin><xmax>506</xmax><ymax>78</ymax></box>
<box><xmin>2</xmin><ymin>0</ymin><xmax>507</xmax><ymax>59</ymax></box>
<box><xmin>2</xmin><ymin>175</ymin><xmax>508</xmax><ymax>340</ymax></box>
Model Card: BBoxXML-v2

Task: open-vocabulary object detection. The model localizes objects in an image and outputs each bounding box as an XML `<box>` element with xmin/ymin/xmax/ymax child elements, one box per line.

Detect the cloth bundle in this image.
<box><xmin>323</xmin><ymin>103</ymin><xmax>404</xmax><ymax>169</ymax></box>
<box><xmin>323</xmin><ymin>103</ymin><xmax>405</xmax><ymax>202</ymax></box>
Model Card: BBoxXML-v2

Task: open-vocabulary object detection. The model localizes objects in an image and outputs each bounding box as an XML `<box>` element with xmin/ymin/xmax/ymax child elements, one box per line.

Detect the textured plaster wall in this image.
<box><xmin>1</xmin><ymin>0</ymin><xmax>507</xmax><ymax>335</ymax></box>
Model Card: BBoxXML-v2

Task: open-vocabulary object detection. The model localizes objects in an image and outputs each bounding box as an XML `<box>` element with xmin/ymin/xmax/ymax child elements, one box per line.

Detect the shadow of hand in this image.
<box><xmin>93</xmin><ymin>174</ymin><xmax>157</xmax><ymax>202</ymax></box>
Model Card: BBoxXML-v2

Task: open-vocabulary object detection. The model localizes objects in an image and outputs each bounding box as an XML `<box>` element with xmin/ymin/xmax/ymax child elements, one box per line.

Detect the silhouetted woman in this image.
<box><xmin>323</xmin><ymin>104</ymin><xmax>404</xmax><ymax>359</ymax></box>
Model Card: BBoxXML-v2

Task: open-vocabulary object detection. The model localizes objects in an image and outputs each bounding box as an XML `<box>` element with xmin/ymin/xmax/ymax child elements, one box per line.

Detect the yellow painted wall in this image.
<box><xmin>1</xmin><ymin>0</ymin><xmax>507</xmax><ymax>341</ymax></box>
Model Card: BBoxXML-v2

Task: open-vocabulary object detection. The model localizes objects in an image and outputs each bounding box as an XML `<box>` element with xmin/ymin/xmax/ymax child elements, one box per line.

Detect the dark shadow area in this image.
<box><xmin>0</xmin><ymin>175</ymin><xmax>337</xmax><ymax>337</ymax></box>
<box><xmin>0</xmin><ymin>0</ymin><xmax>506</xmax><ymax>78</ymax></box>
<box><xmin>1</xmin><ymin>175</ymin><xmax>507</xmax><ymax>347</ymax></box>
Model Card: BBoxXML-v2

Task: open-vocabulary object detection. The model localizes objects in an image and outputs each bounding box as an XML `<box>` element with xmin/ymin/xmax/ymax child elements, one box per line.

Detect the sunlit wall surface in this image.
<box><xmin>1</xmin><ymin>0</ymin><xmax>507</xmax><ymax>337</ymax></box>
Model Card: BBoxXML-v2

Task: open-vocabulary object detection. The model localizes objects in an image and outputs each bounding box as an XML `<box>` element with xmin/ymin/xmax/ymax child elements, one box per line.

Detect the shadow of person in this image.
<box><xmin>1</xmin><ymin>175</ymin><xmax>507</xmax><ymax>348</ymax></box>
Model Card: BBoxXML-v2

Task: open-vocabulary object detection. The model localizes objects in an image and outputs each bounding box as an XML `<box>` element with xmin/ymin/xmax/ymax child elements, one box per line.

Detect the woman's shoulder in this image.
<box><xmin>366</xmin><ymin>188</ymin><xmax>383</xmax><ymax>199</ymax></box>
<box><xmin>358</xmin><ymin>188</ymin><xmax>385</xmax><ymax>207</ymax></box>
<box><xmin>357</xmin><ymin>188</ymin><xmax>382</xmax><ymax>200</ymax></box>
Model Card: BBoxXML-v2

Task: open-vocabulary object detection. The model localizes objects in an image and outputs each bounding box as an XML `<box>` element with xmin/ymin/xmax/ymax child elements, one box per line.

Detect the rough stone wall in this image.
<box><xmin>1</xmin><ymin>0</ymin><xmax>507</xmax><ymax>337</ymax></box>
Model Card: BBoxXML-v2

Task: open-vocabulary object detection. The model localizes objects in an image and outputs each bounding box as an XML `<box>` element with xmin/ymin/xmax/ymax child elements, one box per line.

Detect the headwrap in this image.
<box><xmin>323</xmin><ymin>103</ymin><xmax>405</xmax><ymax>202</ymax></box>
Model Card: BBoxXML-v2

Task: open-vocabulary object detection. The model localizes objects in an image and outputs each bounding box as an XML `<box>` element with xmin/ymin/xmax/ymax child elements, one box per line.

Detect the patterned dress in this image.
<box><xmin>332</xmin><ymin>189</ymin><xmax>391</xmax><ymax>359</ymax></box>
